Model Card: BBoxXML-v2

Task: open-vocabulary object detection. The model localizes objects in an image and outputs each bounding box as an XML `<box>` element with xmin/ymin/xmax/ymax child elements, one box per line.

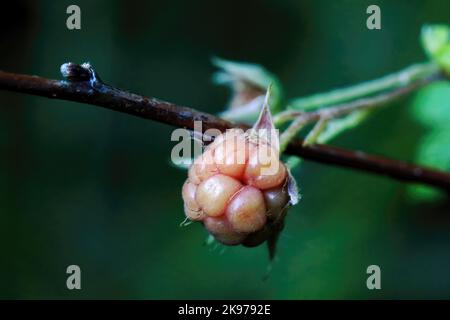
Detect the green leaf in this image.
<box><xmin>408</xmin><ymin>81</ymin><xmax>450</xmax><ymax>202</ymax></box>
<box><xmin>436</xmin><ymin>44</ymin><xmax>450</xmax><ymax>72</ymax></box>
<box><xmin>421</xmin><ymin>24</ymin><xmax>449</xmax><ymax>57</ymax></box>
<box><xmin>415</xmin><ymin>130</ymin><xmax>450</xmax><ymax>171</ymax></box>
<box><xmin>411</xmin><ymin>81</ymin><xmax>450</xmax><ymax>127</ymax></box>
<box><xmin>407</xmin><ymin>130</ymin><xmax>450</xmax><ymax>202</ymax></box>
<box><xmin>421</xmin><ymin>24</ymin><xmax>450</xmax><ymax>73</ymax></box>
<box><xmin>212</xmin><ymin>58</ymin><xmax>281</xmax><ymax>94</ymax></box>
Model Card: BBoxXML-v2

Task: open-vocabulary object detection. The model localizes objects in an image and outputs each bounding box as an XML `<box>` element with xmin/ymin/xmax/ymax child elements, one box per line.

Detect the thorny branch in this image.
<box><xmin>0</xmin><ymin>63</ymin><xmax>449</xmax><ymax>192</ymax></box>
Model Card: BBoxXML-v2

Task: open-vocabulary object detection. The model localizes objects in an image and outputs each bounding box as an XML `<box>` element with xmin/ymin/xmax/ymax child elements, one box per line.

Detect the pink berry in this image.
<box><xmin>243</xmin><ymin>143</ymin><xmax>287</xmax><ymax>190</ymax></box>
<box><xmin>181</xmin><ymin>129</ymin><xmax>290</xmax><ymax>247</ymax></box>
<box><xmin>226</xmin><ymin>186</ymin><xmax>267</xmax><ymax>233</ymax></box>
<box><xmin>196</xmin><ymin>174</ymin><xmax>242</xmax><ymax>217</ymax></box>
<box><xmin>204</xmin><ymin>216</ymin><xmax>246</xmax><ymax>246</ymax></box>
<box><xmin>182</xmin><ymin>182</ymin><xmax>205</xmax><ymax>221</ymax></box>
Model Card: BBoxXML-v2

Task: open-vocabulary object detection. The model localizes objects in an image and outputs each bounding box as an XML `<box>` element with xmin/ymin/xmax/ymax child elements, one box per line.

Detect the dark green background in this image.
<box><xmin>0</xmin><ymin>0</ymin><xmax>449</xmax><ymax>299</ymax></box>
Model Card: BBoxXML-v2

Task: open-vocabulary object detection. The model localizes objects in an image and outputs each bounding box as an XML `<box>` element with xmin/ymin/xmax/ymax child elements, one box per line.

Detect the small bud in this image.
<box><xmin>60</xmin><ymin>62</ymin><xmax>92</xmax><ymax>82</ymax></box>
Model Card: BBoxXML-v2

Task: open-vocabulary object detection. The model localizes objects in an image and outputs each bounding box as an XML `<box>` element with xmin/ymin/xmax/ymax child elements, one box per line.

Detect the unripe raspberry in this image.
<box><xmin>204</xmin><ymin>216</ymin><xmax>246</xmax><ymax>245</ymax></box>
<box><xmin>244</xmin><ymin>143</ymin><xmax>286</xmax><ymax>189</ymax></box>
<box><xmin>196</xmin><ymin>174</ymin><xmax>242</xmax><ymax>217</ymax></box>
<box><xmin>181</xmin><ymin>128</ymin><xmax>291</xmax><ymax>248</ymax></box>
<box><xmin>263</xmin><ymin>187</ymin><xmax>290</xmax><ymax>220</ymax></box>
<box><xmin>182</xmin><ymin>182</ymin><xmax>205</xmax><ymax>221</ymax></box>
<box><xmin>188</xmin><ymin>148</ymin><xmax>217</xmax><ymax>184</ymax></box>
<box><xmin>226</xmin><ymin>186</ymin><xmax>267</xmax><ymax>233</ymax></box>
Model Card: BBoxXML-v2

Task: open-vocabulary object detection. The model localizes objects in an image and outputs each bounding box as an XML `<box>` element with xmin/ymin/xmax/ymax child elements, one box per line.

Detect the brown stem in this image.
<box><xmin>0</xmin><ymin>64</ymin><xmax>449</xmax><ymax>192</ymax></box>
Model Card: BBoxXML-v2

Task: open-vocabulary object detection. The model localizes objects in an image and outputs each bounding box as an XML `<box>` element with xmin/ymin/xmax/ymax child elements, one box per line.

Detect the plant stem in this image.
<box><xmin>0</xmin><ymin>64</ymin><xmax>449</xmax><ymax>192</ymax></box>
<box><xmin>279</xmin><ymin>116</ymin><xmax>310</xmax><ymax>152</ymax></box>
<box><xmin>289</xmin><ymin>62</ymin><xmax>439</xmax><ymax>110</ymax></box>
<box><xmin>303</xmin><ymin>118</ymin><xmax>329</xmax><ymax>146</ymax></box>
<box><xmin>278</xmin><ymin>74</ymin><xmax>441</xmax><ymax>152</ymax></box>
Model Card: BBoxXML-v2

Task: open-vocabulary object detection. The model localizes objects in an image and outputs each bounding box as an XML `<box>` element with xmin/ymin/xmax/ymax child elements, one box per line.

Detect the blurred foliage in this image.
<box><xmin>408</xmin><ymin>82</ymin><xmax>450</xmax><ymax>201</ymax></box>
<box><xmin>0</xmin><ymin>0</ymin><xmax>450</xmax><ymax>299</ymax></box>
<box><xmin>421</xmin><ymin>24</ymin><xmax>450</xmax><ymax>72</ymax></box>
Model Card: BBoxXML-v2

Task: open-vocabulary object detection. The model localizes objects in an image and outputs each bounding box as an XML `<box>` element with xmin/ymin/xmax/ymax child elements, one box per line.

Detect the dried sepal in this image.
<box><xmin>249</xmin><ymin>87</ymin><xmax>280</xmax><ymax>153</ymax></box>
<box><xmin>213</xmin><ymin>57</ymin><xmax>283</xmax><ymax>123</ymax></box>
<box><xmin>286</xmin><ymin>167</ymin><xmax>300</xmax><ymax>206</ymax></box>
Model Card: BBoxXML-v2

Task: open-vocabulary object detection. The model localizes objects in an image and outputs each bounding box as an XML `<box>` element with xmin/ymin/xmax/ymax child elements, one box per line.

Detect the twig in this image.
<box><xmin>285</xmin><ymin>140</ymin><xmax>450</xmax><ymax>192</ymax></box>
<box><xmin>0</xmin><ymin>63</ymin><xmax>450</xmax><ymax>192</ymax></box>
<box><xmin>303</xmin><ymin>118</ymin><xmax>329</xmax><ymax>146</ymax></box>
<box><xmin>277</xmin><ymin>75</ymin><xmax>440</xmax><ymax>150</ymax></box>
<box><xmin>289</xmin><ymin>62</ymin><xmax>439</xmax><ymax>110</ymax></box>
<box><xmin>277</xmin><ymin>76</ymin><xmax>438</xmax><ymax>124</ymax></box>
